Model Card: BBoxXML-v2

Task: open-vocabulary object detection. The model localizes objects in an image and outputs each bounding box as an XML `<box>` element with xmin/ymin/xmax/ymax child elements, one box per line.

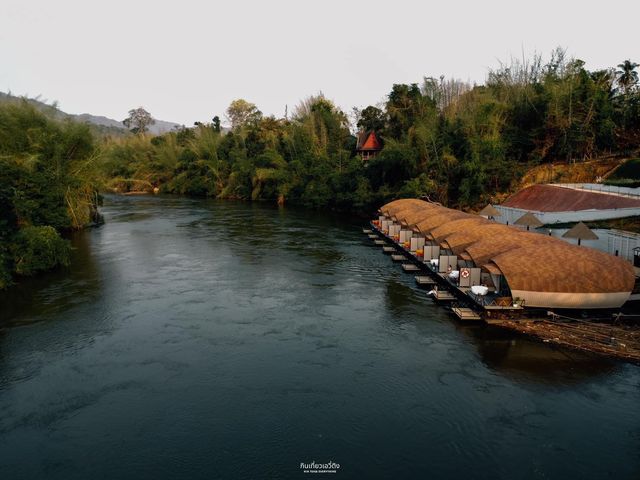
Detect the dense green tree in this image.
<box><xmin>0</xmin><ymin>101</ymin><xmax>99</xmax><ymax>287</ymax></box>
<box><xmin>356</xmin><ymin>106</ymin><xmax>386</xmax><ymax>133</ymax></box>
<box><xmin>226</xmin><ymin>99</ymin><xmax>262</xmax><ymax>130</ymax></box>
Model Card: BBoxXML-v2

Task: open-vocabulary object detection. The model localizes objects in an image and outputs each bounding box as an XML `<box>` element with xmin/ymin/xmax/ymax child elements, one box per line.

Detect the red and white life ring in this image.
<box><xmin>461</xmin><ymin>269</ymin><xmax>470</xmax><ymax>279</ymax></box>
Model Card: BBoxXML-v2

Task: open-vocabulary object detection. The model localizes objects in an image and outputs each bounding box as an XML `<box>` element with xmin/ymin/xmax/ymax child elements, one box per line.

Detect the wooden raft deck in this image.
<box><xmin>415</xmin><ymin>276</ymin><xmax>436</xmax><ymax>286</ymax></box>
<box><xmin>368</xmin><ymin>234</ymin><xmax>379</xmax><ymax>239</ymax></box>
<box><xmin>432</xmin><ymin>289</ymin><xmax>455</xmax><ymax>301</ymax></box>
<box><xmin>401</xmin><ymin>263</ymin><xmax>420</xmax><ymax>272</ymax></box>
<box><xmin>374</xmin><ymin>240</ymin><xmax>386</xmax><ymax>245</ymax></box>
<box><xmin>391</xmin><ymin>254</ymin><xmax>406</xmax><ymax>262</ymax></box>
<box><xmin>382</xmin><ymin>246</ymin><xmax>396</xmax><ymax>253</ymax></box>
<box><xmin>452</xmin><ymin>307</ymin><xmax>482</xmax><ymax>321</ymax></box>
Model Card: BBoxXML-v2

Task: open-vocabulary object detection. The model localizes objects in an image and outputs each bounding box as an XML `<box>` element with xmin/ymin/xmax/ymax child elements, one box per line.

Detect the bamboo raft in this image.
<box><xmin>497</xmin><ymin>319</ymin><xmax>640</xmax><ymax>363</ymax></box>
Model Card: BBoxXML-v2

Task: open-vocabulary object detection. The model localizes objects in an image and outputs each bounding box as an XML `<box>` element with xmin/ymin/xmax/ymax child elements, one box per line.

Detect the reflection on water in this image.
<box><xmin>0</xmin><ymin>195</ymin><xmax>639</xmax><ymax>480</ymax></box>
<box><xmin>0</xmin><ymin>232</ymin><xmax>101</xmax><ymax>325</ymax></box>
<box><xmin>464</xmin><ymin>325</ymin><xmax>616</xmax><ymax>384</ymax></box>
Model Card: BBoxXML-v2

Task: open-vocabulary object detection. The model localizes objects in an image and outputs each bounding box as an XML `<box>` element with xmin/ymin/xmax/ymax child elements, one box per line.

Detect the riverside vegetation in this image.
<box><xmin>1</xmin><ymin>50</ymin><xmax>639</xmax><ymax>286</ymax></box>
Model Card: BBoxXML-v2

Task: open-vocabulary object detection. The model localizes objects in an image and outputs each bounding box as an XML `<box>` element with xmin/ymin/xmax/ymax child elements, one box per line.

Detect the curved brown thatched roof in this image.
<box><xmin>391</xmin><ymin>203</ymin><xmax>434</xmax><ymax>223</ymax></box>
<box><xmin>414</xmin><ymin>210</ymin><xmax>472</xmax><ymax>235</ymax></box>
<box><xmin>398</xmin><ymin>203</ymin><xmax>442</xmax><ymax>227</ymax></box>
<box><xmin>443</xmin><ymin>223</ymin><xmax>516</xmax><ymax>255</ymax></box>
<box><xmin>430</xmin><ymin>217</ymin><xmax>491</xmax><ymax>243</ymax></box>
<box><xmin>464</xmin><ymin>229</ymin><xmax>542</xmax><ymax>266</ymax></box>
<box><xmin>491</xmin><ymin>243</ymin><xmax>635</xmax><ymax>294</ymax></box>
<box><xmin>380</xmin><ymin>199</ymin><xmax>429</xmax><ymax>216</ymax></box>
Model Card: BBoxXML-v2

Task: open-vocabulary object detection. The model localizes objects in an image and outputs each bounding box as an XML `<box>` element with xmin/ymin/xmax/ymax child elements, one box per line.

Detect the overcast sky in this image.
<box><xmin>1</xmin><ymin>0</ymin><xmax>638</xmax><ymax>126</ymax></box>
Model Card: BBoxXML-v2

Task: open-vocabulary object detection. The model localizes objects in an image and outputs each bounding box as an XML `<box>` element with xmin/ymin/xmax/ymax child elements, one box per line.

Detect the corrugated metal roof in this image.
<box><xmin>502</xmin><ymin>185</ymin><xmax>640</xmax><ymax>212</ymax></box>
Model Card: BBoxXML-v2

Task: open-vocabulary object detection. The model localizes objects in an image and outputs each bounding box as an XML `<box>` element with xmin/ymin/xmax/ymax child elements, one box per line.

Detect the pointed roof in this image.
<box><xmin>562</xmin><ymin>222</ymin><xmax>599</xmax><ymax>241</ymax></box>
<box><xmin>356</xmin><ymin>131</ymin><xmax>382</xmax><ymax>151</ymax></box>
<box><xmin>478</xmin><ymin>204</ymin><xmax>501</xmax><ymax>217</ymax></box>
<box><xmin>514</xmin><ymin>212</ymin><xmax>543</xmax><ymax>228</ymax></box>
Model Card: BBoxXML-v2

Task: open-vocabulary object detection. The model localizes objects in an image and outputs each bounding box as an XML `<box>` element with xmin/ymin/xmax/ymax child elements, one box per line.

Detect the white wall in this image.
<box><xmin>494</xmin><ymin>205</ymin><xmax>640</xmax><ymax>225</ymax></box>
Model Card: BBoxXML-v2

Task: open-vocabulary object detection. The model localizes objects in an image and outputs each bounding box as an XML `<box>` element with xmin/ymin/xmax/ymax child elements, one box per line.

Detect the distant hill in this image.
<box><xmin>0</xmin><ymin>92</ymin><xmax>181</xmax><ymax>136</ymax></box>
<box><xmin>74</xmin><ymin>112</ymin><xmax>181</xmax><ymax>135</ymax></box>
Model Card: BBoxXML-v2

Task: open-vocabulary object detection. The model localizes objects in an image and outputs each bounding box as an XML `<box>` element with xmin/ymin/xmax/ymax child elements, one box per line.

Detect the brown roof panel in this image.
<box><xmin>380</xmin><ymin>199</ymin><xmax>429</xmax><ymax>216</ymax></box>
<box><xmin>492</xmin><ymin>243</ymin><xmax>636</xmax><ymax>294</ymax></box>
<box><xmin>414</xmin><ymin>210</ymin><xmax>473</xmax><ymax>235</ymax></box>
<box><xmin>502</xmin><ymin>185</ymin><xmax>640</xmax><ymax>212</ymax></box>
<box><xmin>430</xmin><ymin>217</ymin><xmax>491</xmax><ymax>243</ymax></box>
<box><xmin>443</xmin><ymin>223</ymin><xmax>515</xmax><ymax>254</ymax></box>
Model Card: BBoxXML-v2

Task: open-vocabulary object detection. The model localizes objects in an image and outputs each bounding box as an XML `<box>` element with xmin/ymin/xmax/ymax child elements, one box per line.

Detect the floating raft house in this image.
<box><xmin>371</xmin><ymin>198</ymin><xmax>636</xmax><ymax>310</ymax></box>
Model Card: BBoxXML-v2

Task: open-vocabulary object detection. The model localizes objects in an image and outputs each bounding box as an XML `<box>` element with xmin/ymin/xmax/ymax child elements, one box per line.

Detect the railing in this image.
<box><xmin>553</xmin><ymin>183</ymin><xmax>640</xmax><ymax>199</ymax></box>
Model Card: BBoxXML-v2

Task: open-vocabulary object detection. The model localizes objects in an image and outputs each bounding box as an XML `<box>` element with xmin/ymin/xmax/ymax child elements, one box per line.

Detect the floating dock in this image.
<box><xmin>382</xmin><ymin>246</ymin><xmax>396</xmax><ymax>253</ymax></box>
<box><xmin>432</xmin><ymin>289</ymin><xmax>456</xmax><ymax>301</ymax></box>
<box><xmin>362</xmin><ymin>228</ymin><xmax>373</xmax><ymax>234</ymax></box>
<box><xmin>415</xmin><ymin>276</ymin><xmax>436</xmax><ymax>286</ymax></box>
<box><xmin>401</xmin><ymin>263</ymin><xmax>420</xmax><ymax>272</ymax></box>
<box><xmin>368</xmin><ymin>234</ymin><xmax>378</xmax><ymax>239</ymax></box>
<box><xmin>363</xmin><ymin>204</ymin><xmax>640</xmax><ymax>364</ymax></box>
<box><xmin>391</xmin><ymin>254</ymin><xmax>406</xmax><ymax>262</ymax></box>
<box><xmin>452</xmin><ymin>306</ymin><xmax>482</xmax><ymax>321</ymax></box>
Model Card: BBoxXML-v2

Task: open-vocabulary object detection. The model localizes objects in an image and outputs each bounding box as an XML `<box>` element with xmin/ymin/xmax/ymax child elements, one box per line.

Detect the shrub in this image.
<box><xmin>11</xmin><ymin>226</ymin><xmax>71</xmax><ymax>276</ymax></box>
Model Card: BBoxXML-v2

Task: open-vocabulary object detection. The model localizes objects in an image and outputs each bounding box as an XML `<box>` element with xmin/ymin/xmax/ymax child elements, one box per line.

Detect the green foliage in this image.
<box><xmin>11</xmin><ymin>226</ymin><xmax>71</xmax><ymax>276</ymax></box>
<box><xmin>356</xmin><ymin>106</ymin><xmax>386</xmax><ymax>133</ymax></box>
<box><xmin>226</xmin><ymin>99</ymin><xmax>262</xmax><ymax>130</ymax></box>
<box><xmin>0</xmin><ymin>101</ymin><xmax>99</xmax><ymax>287</ymax></box>
<box><xmin>0</xmin><ymin>247</ymin><xmax>11</xmax><ymax>289</ymax></box>
<box><xmin>97</xmin><ymin>52</ymin><xmax>639</xmax><ymax>214</ymax></box>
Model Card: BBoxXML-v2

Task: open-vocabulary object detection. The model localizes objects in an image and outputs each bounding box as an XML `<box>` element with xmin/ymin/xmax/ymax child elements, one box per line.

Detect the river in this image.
<box><xmin>0</xmin><ymin>195</ymin><xmax>639</xmax><ymax>479</ymax></box>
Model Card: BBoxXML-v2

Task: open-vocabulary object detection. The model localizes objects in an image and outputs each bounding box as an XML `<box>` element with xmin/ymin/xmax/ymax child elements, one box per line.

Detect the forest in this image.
<box><xmin>0</xmin><ymin>50</ymin><xmax>639</xmax><ymax>286</ymax></box>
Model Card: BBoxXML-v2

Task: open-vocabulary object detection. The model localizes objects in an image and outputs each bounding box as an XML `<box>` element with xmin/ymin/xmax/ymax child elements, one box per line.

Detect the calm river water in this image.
<box><xmin>0</xmin><ymin>195</ymin><xmax>639</xmax><ymax>479</ymax></box>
